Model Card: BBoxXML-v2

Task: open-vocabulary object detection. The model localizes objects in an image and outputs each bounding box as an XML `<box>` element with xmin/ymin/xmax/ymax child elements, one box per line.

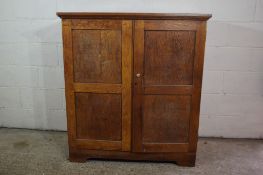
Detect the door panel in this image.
<box><xmin>144</xmin><ymin>31</ymin><xmax>195</xmax><ymax>85</ymax></box>
<box><xmin>75</xmin><ymin>93</ymin><xmax>122</xmax><ymax>141</ymax></box>
<box><xmin>73</xmin><ymin>29</ymin><xmax>122</xmax><ymax>83</ymax></box>
<box><xmin>63</xmin><ymin>19</ymin><xmax>132</xmax><ymax>151</ymax></box>
<box><xmin>142</xmin><ymin>95</ymin><xmax>191</xmax><ymax>143</ymax></box>
<box><xmin>133</xmin><ymin>20</ymin><xmax>204</xmax><ymax>153</ymax></box>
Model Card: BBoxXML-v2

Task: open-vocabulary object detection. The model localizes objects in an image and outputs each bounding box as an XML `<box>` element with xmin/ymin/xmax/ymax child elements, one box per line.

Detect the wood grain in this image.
<box><xmin>66</xmin><ymin>19</ymin><xmax>133</xmax><ymax>151</ymax></box>
<box><xmin>62</xmin><ymin>19</ymin><xmax>76</xmax><ymax>146</ymax></box>
<box><xmin>144</xmin><ymin>30</ymin><xmax>195</xmax><ymax>86</ymax></box>
<box><xmin>75</xmin><ymin>93</ymin><xmax>122</xmax><ymax>141</ymax></box>
<box><xmin>133</xmin><ymin>20</ymin><xmax>205</xmax><ymax>152</ymax></box>
<box><xmin>188</xmin><ymin>21</ymin><xmax>207</xmax><ymax>153</ymax></box>
<box><xmin>69</xmin><ymin>148</ymin><xmax>196</xmax><ymax>166</ymax></box>
<box><xmin>74</xmin><ymin>83</ymin><xmax>122</xmax><ymax>93</ymax></box>
<box><xmin>143</xmin><ymin>143</ymin><xmax>189</xmax><ymax>153</ymax></box>
<box><xmin>144</xmin><ymin>20</ymin><xmax>198</xmax><ymax>30</ymax></box>
<box><xmin>121</xmin><ymin>20</ymin><xmax>133</xmax><ymax>151</ymax></box>
<box><xmin>72</xmin><ymin>19</ymin><xmax>122</xmax><ymax>29</ymax></box>
<box><xmin>72</xmin><ymin>29</ymin><xmax>122</xmax><ymax>84</ymax></box>
<box><xmin>144</xmin><ymin>85</ymin><xmax>192</xmax><ymax>95</ymax></box>
<box><xmin>133</xmin><ymin>20</ymin><xmax>197</xmax><ymax>153</ymax></box>
<box><xmin>142</xmin><ymin>95</ymin><xmax>191</xmax><ymax>144</ymax></box>
<box><xmin>73</xmin><ymin>140</ymin><xmax>122</xmax><ymax>151</ymax></box>
<box><xmin>132</xmin><ymin>20</ymin><xmax>145</xmax><ymax>152</ymax></box>
<box><xmin>57</xmin><ymin>12</ymin><xmax>212</xmax><ymax>21</ymax></box>
<box><xmin>59</xmin><ymin>13</ymin><xmax>211</xmax><ymax>166</ymax></box>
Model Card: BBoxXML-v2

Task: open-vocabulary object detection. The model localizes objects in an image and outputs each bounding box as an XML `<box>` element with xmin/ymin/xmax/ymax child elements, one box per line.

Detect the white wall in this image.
<box><xmin>0</xmin><ymin>0</ymin><xmax>262</xmax><ymax>138</ymax></box>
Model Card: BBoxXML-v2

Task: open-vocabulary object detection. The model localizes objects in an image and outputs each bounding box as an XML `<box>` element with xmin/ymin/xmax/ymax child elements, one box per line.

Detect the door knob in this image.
<box><xmin>136</xmin><ymin>73</ymin><xmax>141</xmax><ymax>78</ymax></box>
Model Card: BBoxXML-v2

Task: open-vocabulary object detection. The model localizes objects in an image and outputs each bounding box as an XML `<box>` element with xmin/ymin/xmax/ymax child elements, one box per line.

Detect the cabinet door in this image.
<box><xmin>62</xmin><ymin>19</ymin><xmax>132</xmax><ymax>151</ymax></box>
<box><xmin>133</xmin><ymin>20</ymin><xmax>207</xmax><ymax>153</ymax></box>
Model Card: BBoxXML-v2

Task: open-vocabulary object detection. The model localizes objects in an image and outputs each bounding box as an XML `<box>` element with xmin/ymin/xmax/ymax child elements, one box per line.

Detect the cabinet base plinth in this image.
<box><xmin>69</xmin><ymin>153</ymin><xmax>88</xmax><ymax>163</ymax></box>
<box><xmin>69</xmin><ymin>149</ymin><xmax>196</xmax><ymax>167</ymax></box>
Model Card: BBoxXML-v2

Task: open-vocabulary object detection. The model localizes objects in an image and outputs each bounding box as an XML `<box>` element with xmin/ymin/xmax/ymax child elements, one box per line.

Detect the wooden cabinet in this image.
<box><xmin>57</xmin><ymin>12</ymin><xmax>211</xmax><ymax>166</ymax></box>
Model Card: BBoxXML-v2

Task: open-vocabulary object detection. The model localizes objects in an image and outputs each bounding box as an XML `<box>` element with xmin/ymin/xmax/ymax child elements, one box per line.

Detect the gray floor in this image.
<box><xmin>0</xmin><ymin>128</ymin><xmax>262</xmax><ymax>175</ymax></box>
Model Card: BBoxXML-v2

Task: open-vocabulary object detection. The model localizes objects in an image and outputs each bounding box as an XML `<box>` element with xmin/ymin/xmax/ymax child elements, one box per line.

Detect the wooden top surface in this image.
<box><xmin>57</xmin><ymin>12</ymin><xmax>212</xmax><ymax>20</ymax></box>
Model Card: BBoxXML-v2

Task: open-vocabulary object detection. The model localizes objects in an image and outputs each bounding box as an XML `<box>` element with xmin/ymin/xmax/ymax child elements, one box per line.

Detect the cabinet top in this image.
<box><xmin>56</xmin><ymin>12</ymin><xmax>212</xmax><ymax>21</ymax></box>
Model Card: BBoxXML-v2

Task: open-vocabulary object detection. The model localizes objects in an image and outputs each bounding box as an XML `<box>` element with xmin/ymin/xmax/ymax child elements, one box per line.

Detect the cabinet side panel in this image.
<box><xmin>189</xmin><ymin>21</ymin><xmax>207</xmax><ymax>152</ymax></box>
<box><xmin>62</xmin><ymin>19</ymin><xmax>76</xmax><ymax>145</ymax></box>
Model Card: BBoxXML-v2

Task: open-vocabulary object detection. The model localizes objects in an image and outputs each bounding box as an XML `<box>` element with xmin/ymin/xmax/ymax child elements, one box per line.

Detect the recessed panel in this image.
<box><xmin>142</xmin><ymin>95</ymin><xmax>191</xmax><ymax>143</ymax></box>
<box><xmin>144</xmin><ymin>31</ymin><xmax>195</xmax><ymax>85</ymax></box>
<box><xmin>75</xmin><ymin>93</ymin><xmax>122</xmax><ymax>141</ymax></box>
<box><xmin>73</xmin><ymin>30</ymin><xmax>122</xmax><ymax>83</ymax></box>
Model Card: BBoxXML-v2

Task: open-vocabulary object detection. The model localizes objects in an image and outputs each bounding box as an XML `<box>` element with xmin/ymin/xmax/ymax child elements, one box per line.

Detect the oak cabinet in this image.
<box><xmin>57</xmin><ymin>12</ymin><xmax>211</xmax><ymax>166</ymax></box>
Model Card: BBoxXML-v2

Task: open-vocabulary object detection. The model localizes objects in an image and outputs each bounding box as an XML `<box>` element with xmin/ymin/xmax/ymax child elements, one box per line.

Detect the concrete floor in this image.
<box><xmin>0</xmin><ymin>128</ymin><xmax>262</xmax><ymax>175</ymax></box>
